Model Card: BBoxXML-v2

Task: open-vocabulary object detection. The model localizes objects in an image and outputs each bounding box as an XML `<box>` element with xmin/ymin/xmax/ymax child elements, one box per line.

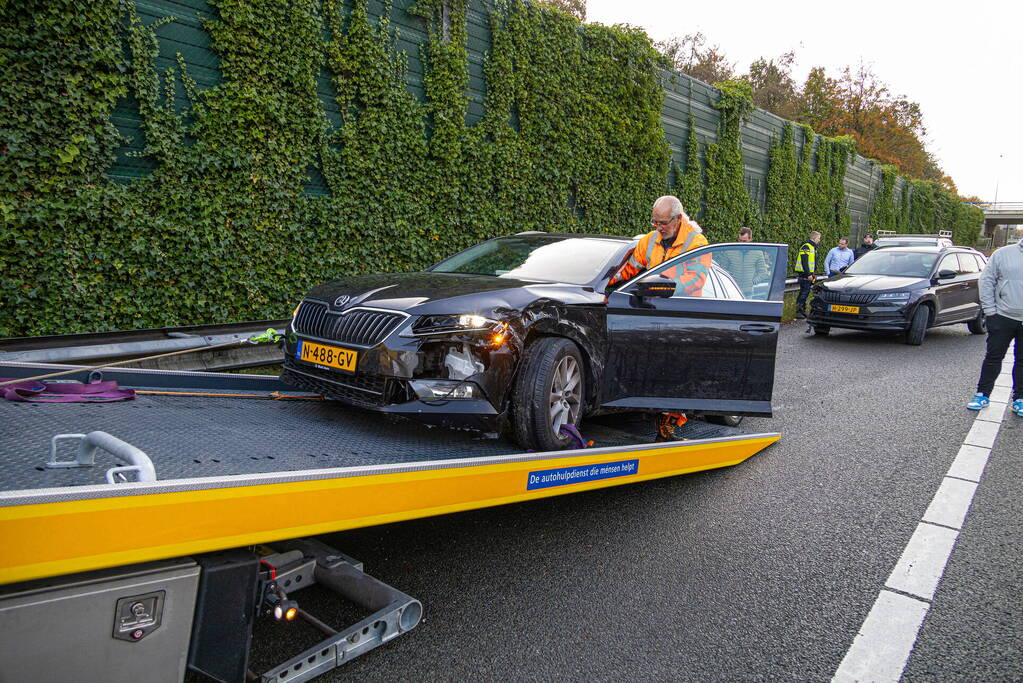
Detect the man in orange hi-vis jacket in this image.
<box><xmin>610</xmin><ymin>195</ymin><xmax>710</xmax><ymax>296</ymax></box>
<box><xmin>610</xmin><ymin>195</ymin><xmax>712</xmax><ymax>442</ymax></box>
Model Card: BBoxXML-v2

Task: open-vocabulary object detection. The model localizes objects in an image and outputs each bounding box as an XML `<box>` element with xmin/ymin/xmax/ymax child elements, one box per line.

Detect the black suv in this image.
<box><xmin>808</xmin><ymin>246</ymin><xmax>988</xmax><ymax>345</ymax></box>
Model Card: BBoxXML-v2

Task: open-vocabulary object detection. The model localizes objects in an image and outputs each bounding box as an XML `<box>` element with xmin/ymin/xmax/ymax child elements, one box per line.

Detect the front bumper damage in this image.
<box><xmin>280</xmin><ymin>318</ymin><xmax>520</xmax><ymax>432</ymax></box>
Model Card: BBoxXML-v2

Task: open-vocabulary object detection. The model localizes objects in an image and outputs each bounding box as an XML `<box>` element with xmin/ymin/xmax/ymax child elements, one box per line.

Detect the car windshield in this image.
<box><xmin>429</xmin><ymin>236</ymin><xmax>626</xmax><ymax>284</ymax></box>
<box><xmin>845</xmin><ymin>250</ymin><xmax>938</xmax><ymax>277</ymax></box>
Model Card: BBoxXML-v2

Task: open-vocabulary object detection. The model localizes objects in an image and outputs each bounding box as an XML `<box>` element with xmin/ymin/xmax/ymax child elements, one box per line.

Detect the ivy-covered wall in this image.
<box><xmin>1</xmin><ymin>0</ymin><xmax>667</xmax><ymax>336</ymax></box>
<box><xmin>1</xmin><ymin>0</ymin><xmax>984</xmax><ymax>337</ymax></box>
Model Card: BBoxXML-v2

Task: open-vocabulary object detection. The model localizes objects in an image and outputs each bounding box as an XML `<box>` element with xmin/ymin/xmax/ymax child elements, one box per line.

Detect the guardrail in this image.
<box><xmin>0</xmin><ymin>319</ymin><xmax>290</xmax><ymax>371</ymax></box>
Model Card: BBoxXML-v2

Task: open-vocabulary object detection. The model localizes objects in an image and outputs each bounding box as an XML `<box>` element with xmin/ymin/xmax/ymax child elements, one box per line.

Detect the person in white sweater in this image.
<box><xmin>966</xmin><ymin>239</ymin><xmax>1023</xmax><ymax>416</ymax></box>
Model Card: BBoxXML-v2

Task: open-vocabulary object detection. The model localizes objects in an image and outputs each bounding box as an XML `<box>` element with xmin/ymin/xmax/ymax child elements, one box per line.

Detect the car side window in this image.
<box><xmin>634</xmin><ymin>245</ymin><xmax>780</xmax><ymax>301</ymax></box>
<box><xmin>957</xmin><ymin>254</ymin><xmax>980</xmax><ymax>274</ymax></box>
<box><xmin>937</xmin><ymin>254</ymin><xmax>960</xmax><ymax>274</ymax></box>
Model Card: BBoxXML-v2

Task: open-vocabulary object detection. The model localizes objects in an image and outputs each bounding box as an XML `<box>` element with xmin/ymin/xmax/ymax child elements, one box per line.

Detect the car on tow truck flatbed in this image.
<box><xmin>281</xmin><ymin>233</ymin><xmax>789</xmax><ymax>450</ymax></box>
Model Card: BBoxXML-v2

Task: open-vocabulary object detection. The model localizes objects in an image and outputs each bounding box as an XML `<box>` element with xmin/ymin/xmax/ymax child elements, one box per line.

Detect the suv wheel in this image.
<box><xmin>967</xmin><ymin>311</ymin><xmax>986</xmax><ymax>335</ymax></box>
<box><xmin>510</xmin><ymin>337</ymin><xmax>585</xmax><ymax>451</ymax></box>
<box><xmin>904</xmin><ymin>305</ymin><xmax>929</xmax><ymax>345</ymax></box>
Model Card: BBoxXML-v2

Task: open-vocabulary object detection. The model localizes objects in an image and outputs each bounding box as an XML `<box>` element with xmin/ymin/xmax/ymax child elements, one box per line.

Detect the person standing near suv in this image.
<box><xmin>824</xmin><ymin>238</ymin><xmax>855</xmax><ymax>276</ymax></box>
<box><xmin>794</xmin><ymin>231</ymin><xmax>821</xmax><ymax>319</ymax></box>
<box><xmin>966</xmin><ymin>239</ymin><xmax>1023</xmax><ymax>416</ymax></box>
<box><xmin>854</xmin><ymin>233</ymin><xmax>877</xmax><ymax>260</ymax></box>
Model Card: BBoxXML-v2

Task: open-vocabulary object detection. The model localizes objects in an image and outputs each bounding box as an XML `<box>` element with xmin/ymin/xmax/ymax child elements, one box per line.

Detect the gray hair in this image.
<box><xmin>809</xmin><ymin>230</ymin><xmax>822</xmax><ymax>240</ymax></box>
<box><xmin>654</xmin><ymin>195</ymin><xmax>689</xmax><ymax>221</ymax></box>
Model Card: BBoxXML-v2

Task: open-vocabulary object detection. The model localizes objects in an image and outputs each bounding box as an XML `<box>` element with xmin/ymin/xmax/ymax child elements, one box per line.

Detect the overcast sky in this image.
<box><xmin>587</xmin><ymin>0</ymin><xmax>1022</xmax><ymax>203</ymax></box>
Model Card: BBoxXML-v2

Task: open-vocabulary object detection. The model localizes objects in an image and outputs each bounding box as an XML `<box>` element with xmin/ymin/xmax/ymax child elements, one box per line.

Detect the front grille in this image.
<box><xmin>818</xmin><ymin>290</ymin><xmax>876</xmax><ymax>305</ymax></box>
<box><xmin>281</xmin><ymin>362</ymin><xmax>395</xmax><ymax>407</ymax></box>
<box><xmin>295</xmin><ymin>302</ymin><xmax>405</xmax><ymax>347</ymax></box>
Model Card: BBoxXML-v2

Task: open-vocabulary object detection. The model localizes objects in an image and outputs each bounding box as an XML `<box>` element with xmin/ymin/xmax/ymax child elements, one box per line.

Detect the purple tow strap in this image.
<box><xmin>558</xmin><ymin>423</ymin><xmax>587</xmax><ymax>449</ymax></box>
<box><xmin>1</xmin><ymin>379</ymin><xmax>135</xmax><ymax>403</ymax></box>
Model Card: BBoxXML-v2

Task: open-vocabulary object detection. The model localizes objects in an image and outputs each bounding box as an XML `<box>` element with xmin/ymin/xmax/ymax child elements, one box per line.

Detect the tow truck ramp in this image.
<box><xmin>0</xmin><ymin>363</ymin><xmax>778</xmax><ymax>681</ymax></box>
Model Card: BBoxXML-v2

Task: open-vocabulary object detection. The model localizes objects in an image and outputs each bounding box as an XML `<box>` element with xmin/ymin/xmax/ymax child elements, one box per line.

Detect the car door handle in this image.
<box><xmin>739</xmin><ymin>324</ymin><xmax>774</xmax><ymax>334</ymax></box>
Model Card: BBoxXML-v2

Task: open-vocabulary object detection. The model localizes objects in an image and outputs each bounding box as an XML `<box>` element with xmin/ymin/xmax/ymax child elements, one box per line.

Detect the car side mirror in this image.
<box><xmin>631</xmin><ymin>280</ymin><xmax>675</xmax><ymax>298</ymax></box>
<box><xmin>936</xmin><ymin>269</ymin><xmax>956</xmax><ymax>280</ymax></box>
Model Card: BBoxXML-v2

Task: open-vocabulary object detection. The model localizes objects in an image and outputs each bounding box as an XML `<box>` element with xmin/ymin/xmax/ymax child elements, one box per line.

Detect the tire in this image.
<box><xmin>707</xmin><ymin>414</ymin><xmax>743</xmax><ymax>427</ymax></box>
<box><xmin>967</xmin><ymin>311</ymin><xmax>986</xmax><ymax>335</ymax></box>
<box><xmin>510</xmin><ymin>337</ymin><xmax>585</xmax><ymax>452</ymax></box>
<box><xmin>812</xmin><ymin>325</ymin><xmax>830</xmax><ymax>337</ymax></box>
<box><xmin>904</xmin><ymin>305</ymin><xmax>929</xmax><ymax>345</ymax></box>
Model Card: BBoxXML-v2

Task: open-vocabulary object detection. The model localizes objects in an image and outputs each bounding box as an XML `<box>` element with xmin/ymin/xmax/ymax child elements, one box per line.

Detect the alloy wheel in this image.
<box><xmin>548</xmin><ymin>355</ymin><xmax>582</xmax><ymax>435</ymax></box>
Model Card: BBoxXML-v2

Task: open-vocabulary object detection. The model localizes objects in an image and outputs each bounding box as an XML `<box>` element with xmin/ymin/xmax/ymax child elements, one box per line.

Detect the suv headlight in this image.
<box><xmin>876</xmin><ymin>292</ymin><xmax>910</xmax><ymax>302</ymax></box>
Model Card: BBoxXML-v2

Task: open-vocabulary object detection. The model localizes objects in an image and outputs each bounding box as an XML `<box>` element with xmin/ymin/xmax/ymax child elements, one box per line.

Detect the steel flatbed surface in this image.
<box><xmin>0</xmin><ymin>363</ymin><xmax>779</xmax><ymax>584</ymax></box>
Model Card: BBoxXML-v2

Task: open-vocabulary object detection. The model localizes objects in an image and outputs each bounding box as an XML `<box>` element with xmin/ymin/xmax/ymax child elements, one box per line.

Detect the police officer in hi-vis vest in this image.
<box><xmin>794</xmin><ymin>231</ymin><xmax>821</xmax><ymax>319</ymax></box>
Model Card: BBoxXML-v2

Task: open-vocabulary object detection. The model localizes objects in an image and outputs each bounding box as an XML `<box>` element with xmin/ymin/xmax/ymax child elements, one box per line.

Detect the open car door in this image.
<box><xmin>600</xmin><ymin>242</ymin><xmax>788</xmax><ymax>417</ymax></box>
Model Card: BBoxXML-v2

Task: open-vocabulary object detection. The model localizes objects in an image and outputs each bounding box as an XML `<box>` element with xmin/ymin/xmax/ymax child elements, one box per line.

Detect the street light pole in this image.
<box><xmin>993</xmin><ymin>154</ymin><xmax>1004</xmax><ymax>247</ymax></box>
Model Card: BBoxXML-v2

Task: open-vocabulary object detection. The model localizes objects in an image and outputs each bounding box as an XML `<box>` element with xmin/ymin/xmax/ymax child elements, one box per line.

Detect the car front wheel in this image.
<box><xmin>510</xmin><ymin>337</ymin><xmax>585</xmax><ymax>452</ymax></box>
<box><xmin>904</xmin><ymin>305</ymin><xmax>929</xmax><ymax>345</ymax></box>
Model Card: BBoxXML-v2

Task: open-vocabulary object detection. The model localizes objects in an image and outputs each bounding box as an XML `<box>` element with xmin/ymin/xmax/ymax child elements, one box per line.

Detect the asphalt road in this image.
<box><xmin>262</xmin><ymin>320</ymin><xmax>1021</xmax><ymax>681</ymax></box>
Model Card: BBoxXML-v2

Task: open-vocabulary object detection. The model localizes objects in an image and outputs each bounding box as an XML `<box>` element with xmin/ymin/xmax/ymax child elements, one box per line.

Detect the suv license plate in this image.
<box><xmin>829</xmin><ymin>304</ymin><xmax>860</xmax><ymax>314</ymax></box>
<box><xmin>297</xmin><ymin>340</ymin><xmax>358</xmax><ymax>372</ymax></box>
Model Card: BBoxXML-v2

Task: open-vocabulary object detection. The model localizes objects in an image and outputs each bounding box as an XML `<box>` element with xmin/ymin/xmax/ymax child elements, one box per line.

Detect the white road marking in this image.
<box><xmin>946</xmin><ymin>445</ymin><xmax>991</xmax><ymax>483</ymax></box>
<box><xmin>833</xmin><ymin>591</ymin><xmax>930</xmax><ymax>683</ymax></box>
<box><xmin>964</xmin><ymin>420</ymin><xmax>1000</xmax><ymax>449</ymax></box>
<box><xmin>922</xmin><ymin>477</ymin><xmax>978</xmax><ymax>530</ymax></box>
<box><xmin>990</xmin><ymin>386</ymin><xmax>1011</xmax><ymax>403</ymax></box>
<box><xmin>832</xmin><ymin>351</ymin><xmax>1013</xmax><ymax>682</ymax></box>
<box><xmin>975</xmin><ymin>401</ymin><xmax>1008</xmax><ymax>423</ymax></box>
<box><xmin>885</xmin><ymin>522</ymin><xmax>960</xmax><ymax>600</ymax></box>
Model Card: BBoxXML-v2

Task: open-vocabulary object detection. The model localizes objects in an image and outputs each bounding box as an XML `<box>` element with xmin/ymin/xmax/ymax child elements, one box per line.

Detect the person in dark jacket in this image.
<box><xmin>794</xmin><ymin>231</ymin><xmax>820</xmax><ymax>319</ymax></box>
<box><xmin>854</xmin><ymin>233</ymin><xmax>878</xmax><ymax>260</ymax></box>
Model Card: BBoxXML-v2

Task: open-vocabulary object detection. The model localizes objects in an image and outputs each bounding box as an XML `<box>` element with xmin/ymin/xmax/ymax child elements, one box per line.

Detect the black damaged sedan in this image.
<box><xmin>281</xmin><ymin>233</ymin><xmax>788</xmax><ymax>450</ymax></box>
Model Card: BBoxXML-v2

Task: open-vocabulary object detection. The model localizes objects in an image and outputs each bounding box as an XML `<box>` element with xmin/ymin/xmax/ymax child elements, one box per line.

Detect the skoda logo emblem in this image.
<box><xmin>333</xmin><ymin>295</ymin><xmax>351</xmax><ymax>308</ymax></box>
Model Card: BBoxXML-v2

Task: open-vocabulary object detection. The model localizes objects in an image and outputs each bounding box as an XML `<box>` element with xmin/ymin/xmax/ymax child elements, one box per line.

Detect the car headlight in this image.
<box><xmin>409</xmin><ymin>314</ymin><xmax>500</xmax><ymax>336</ymax></box>
<box><xmin>290</xmin><ymin>302</ymin><xmax>303</xmax><ymax>332</ymax></box>
<box><xmin>876</xmin><ymin>292</ymin><xmax>910</xmax><ymax>302</ymax></box>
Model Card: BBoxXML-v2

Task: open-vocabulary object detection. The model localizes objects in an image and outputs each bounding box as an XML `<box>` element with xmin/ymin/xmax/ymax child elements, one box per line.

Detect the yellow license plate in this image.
<box><xmin>829</xmin><ymin>304</ymin><xmax>860</xmax><ymax>314</ymax></box>
<box><xmin>297</xmin><ymin>340</ymin><xmax>358</xmax><ymax>372</ymax></box>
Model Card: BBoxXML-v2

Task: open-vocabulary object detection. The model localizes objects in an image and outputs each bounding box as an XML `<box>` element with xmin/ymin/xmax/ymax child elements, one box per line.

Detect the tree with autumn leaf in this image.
<box><xmin>655</xmin><ymin>32</ymin><xmax>961</xmax><ymax>193</ymax></box>
<box><xmin>655</xmin><ymin>32</ymin><xmax>736</xmax><ymax>85</ymax></box>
